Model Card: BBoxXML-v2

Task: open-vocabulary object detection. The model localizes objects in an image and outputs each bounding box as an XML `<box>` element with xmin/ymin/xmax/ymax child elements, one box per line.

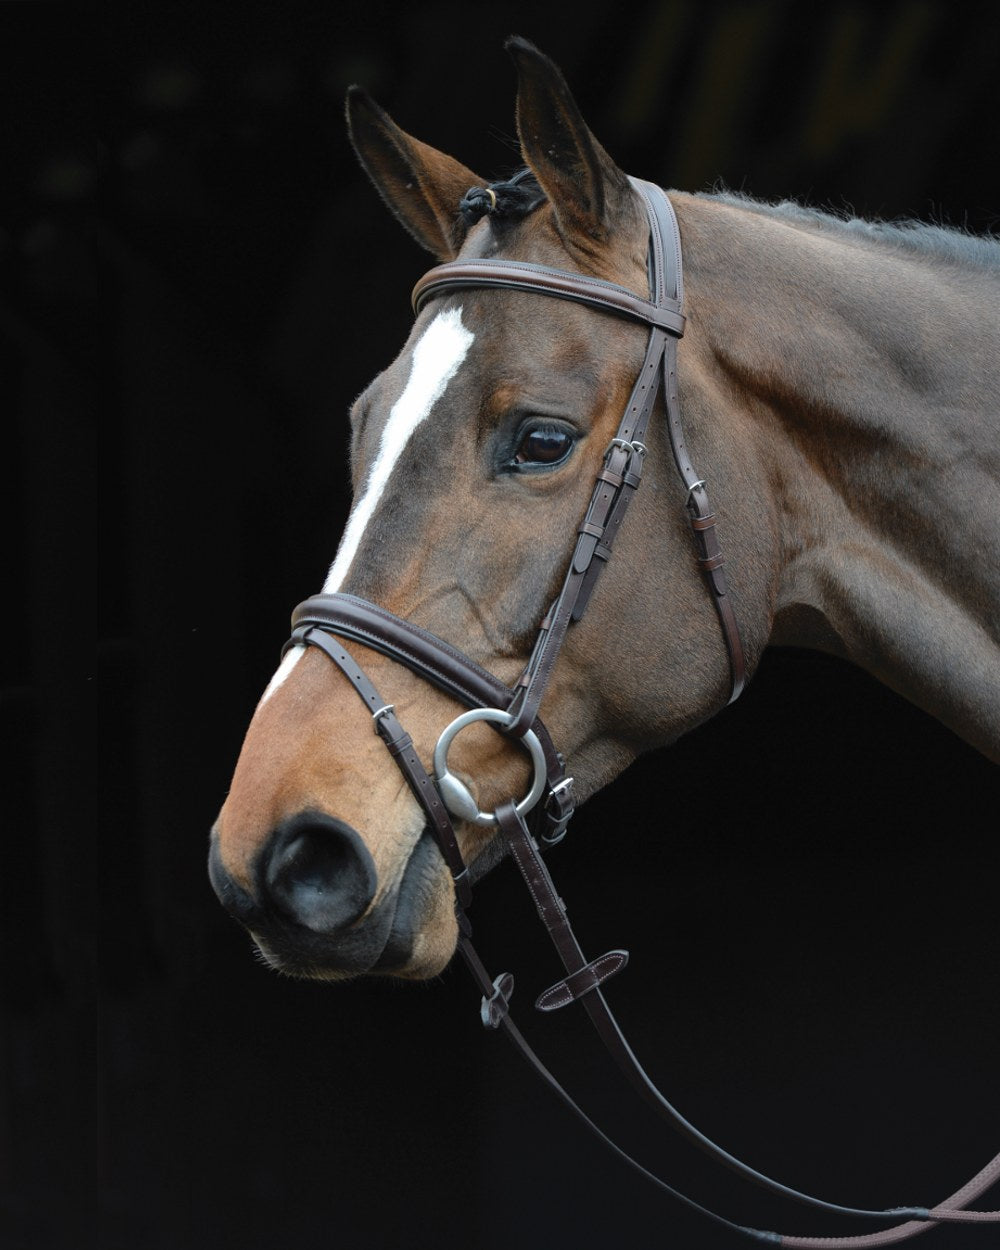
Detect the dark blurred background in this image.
<box><xmin>5</xmin><ymin>2</ymin><xmax>1000</xmax><ymax>1248</ymax></box>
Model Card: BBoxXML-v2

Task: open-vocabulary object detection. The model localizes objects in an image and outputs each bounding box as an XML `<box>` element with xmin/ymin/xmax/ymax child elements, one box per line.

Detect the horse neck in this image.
<box><xmin>673</xmin><ymin>193</ymin><xmax>1000</xmax><ymax>760</ymax></box>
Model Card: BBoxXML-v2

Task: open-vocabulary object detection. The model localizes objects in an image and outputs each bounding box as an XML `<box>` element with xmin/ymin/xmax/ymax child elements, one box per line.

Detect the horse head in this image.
<box><xmin>209</xmin><ymin>39</ymin><xmax>775</xmax><ymax>980</ymax></box>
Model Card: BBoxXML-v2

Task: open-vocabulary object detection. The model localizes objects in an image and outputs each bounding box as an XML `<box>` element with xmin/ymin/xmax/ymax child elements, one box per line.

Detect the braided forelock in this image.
<box><xmin>458</xmin><ymin>168</ymin><xmax>547</xmax><ymax>226</ymax></box>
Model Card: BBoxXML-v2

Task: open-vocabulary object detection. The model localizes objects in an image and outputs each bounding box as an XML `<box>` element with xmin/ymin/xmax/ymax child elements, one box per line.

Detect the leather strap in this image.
<box><xmin>633</xmin><ymin>178</ymin><xmax>746</xmax><ymax>703</ymax></box>
<box><xmin>451</xmin><ymin>933</ymin><xmax>783</xmax><ymax>1245</ymax></box>
<box><xmin>492</xmin><ymin>802</ymin><xmax>945</xmax><ymax>1224</ymax></box>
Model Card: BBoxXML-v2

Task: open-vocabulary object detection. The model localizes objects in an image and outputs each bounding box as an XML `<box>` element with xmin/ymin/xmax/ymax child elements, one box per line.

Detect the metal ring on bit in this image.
<box><xmin>432</xmin><ymin>707</ymin><xmax>548</xmax><ymax>828</ymax></box>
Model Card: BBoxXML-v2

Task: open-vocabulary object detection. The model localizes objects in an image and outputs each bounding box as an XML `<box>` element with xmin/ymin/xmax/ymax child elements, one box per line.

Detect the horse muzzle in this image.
<box><xmin>208</xmin><ymin>813</ymin><xmax>452</xmax><ymax>979</ymax></box>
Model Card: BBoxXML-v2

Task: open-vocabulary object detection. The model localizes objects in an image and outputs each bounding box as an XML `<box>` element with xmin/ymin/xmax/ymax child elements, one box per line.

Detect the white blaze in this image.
<box><xmin>258</xmin><ymin>644</ymin><xmax>304</xmax><ymax>706</ymax></box>
<box><xmin>324</xmin><ymin>307</ymin><xmax>474</xmax><ymax>594</ymax></box>
<box><xmin>257</xmin><ymin>307</ymin><xmax>473</xmax><ymax>708</ymax></box>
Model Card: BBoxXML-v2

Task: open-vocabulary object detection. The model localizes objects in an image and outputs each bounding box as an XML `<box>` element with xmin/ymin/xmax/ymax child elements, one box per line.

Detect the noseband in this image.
<box><xmin>283</xmin><ymin>181</ymin><xmax>1000</xmax><ymax>1244</ymax></box>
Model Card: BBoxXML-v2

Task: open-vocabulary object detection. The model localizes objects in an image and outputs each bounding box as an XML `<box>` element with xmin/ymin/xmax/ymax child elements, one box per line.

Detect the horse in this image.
<box><xmin>209</xmin><ymin>36</ymin><xmax>1000</xmax><ymax>1246</ymax></box>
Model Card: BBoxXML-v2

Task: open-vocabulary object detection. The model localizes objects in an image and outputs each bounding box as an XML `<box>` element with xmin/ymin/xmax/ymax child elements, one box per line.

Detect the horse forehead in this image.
<box><xmin>388</xmin><ymin>303</ymin><xmax>476</xmax><ymax>397</ymax></box>
<box><xmin>355</xmin><ymin>307</ymin><xmax>474</xmax><ymax>458</ymax></box>
<box><xmin>362</xmin><ymin>300</ymin><xmax>542</xmax><ymax>449</ymax></box>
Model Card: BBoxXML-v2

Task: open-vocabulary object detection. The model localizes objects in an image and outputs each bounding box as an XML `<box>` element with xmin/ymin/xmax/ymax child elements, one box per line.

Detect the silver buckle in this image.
<box><xmin>549</xmin><ymin>776</ymin><xmax>575</xmax><ymax>803</ymax></box>
<box><xmin>371</xmin><ymin>704</ymin><xmax>395</xmax><ymax>733</ymax></box>
<box><xmin>541</xmin><ymin>777</ymin><xmax>575</xmax><ymax>846</ymax></box>
<box><xmin>606</xmin><ymin>437</ymin><xmax>647</xmax><ymax>459</ymax></box>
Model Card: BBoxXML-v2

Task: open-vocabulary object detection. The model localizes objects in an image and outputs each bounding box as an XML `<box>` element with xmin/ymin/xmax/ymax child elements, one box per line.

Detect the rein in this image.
<box><xmin>283</xmin><ymin>180</ymin><xmax>1000</xmax><ymax>1244</ymax></box>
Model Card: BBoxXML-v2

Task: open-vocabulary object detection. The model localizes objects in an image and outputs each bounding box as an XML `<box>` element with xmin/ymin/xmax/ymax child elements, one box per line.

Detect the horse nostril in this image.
<box><xmin>263</xmin><ymin>811</ymin><xmax>378</xmax><ymax>934</ymax></box>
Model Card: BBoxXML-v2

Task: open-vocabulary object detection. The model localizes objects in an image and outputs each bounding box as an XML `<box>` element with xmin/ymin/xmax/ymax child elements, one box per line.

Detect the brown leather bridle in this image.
<box><xmin>282</xmin><ymin>180</ymin><xmax>1000</xmax><ymax>1244</ymax></box>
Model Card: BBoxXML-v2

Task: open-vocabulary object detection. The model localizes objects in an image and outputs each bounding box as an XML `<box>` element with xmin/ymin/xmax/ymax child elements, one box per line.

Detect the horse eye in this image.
<box><xmin>514</xmin><ymin>425</ymin><xmax>574</xmax><ymax>466</ymax></box>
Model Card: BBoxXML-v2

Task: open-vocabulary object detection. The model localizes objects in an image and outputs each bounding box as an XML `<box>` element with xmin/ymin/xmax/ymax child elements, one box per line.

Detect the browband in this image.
<box><xmin>413</xmin><ymin>257</ymin><xmax>686</xmax><ymax>335</ymax></box>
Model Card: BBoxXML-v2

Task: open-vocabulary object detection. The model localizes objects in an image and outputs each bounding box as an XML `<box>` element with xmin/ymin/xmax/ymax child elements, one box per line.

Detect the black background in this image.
<box><xmin>6</xmin><ymin>3</ymin><xmax>1000</xmax><ymax>1248</ymax></box>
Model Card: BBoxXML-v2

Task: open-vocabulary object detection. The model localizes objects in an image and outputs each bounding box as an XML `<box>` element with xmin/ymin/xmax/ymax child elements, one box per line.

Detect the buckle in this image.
<box><xmin>549</xmin><ymin>776</ymin><xmax>574</xmax><ymax>802</ymax></box>
<box><xmin>540</xmin><ymin>776</ymin><xmax>575</xmax><ymax>846</ymax></box>
<box><xmin>371</xmin><ymin>703</ymin><xmax>395</xmax><ymax>734</ymax></box>
<box><xmin>606</xmin><ymin>437</ymin><xmax>647</xmax><ymax>460</ymax></box>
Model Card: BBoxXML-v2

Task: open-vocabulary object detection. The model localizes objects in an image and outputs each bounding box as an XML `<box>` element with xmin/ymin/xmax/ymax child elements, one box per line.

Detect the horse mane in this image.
<box><xmin>707</xmin><ymin>188</ymin><xmax>1000</xmax><ymax>274</ymax></box>
<box><xmin>458</xmin><ymin>171</ymin><xmax>999</xmax><ymax>273</ymax></box>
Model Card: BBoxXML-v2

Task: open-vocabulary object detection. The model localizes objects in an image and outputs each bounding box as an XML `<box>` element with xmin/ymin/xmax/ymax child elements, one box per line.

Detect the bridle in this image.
<box><xmin>282</xmin><ymin>179</ymin><xmax>1000</xmax><ymax>1244</ymax></box>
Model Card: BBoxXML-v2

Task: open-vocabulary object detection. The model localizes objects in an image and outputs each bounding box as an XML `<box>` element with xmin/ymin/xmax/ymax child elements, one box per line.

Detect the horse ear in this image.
<box><xmin>507</xmin><ymin>36</ymin><xmax>635</xmax><ymax>246</ymax></box>
<box><xmin>346</xmin><ymin>86</ymin><xmax>484</xmax><ymax>261</ymax></box>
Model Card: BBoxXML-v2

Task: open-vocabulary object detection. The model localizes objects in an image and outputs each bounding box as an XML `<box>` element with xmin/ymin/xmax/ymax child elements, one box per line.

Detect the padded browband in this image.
<box><xmin>413</xmin><ymin>258</ymin><xmax>686</xmax><ymax>336</ymax></box>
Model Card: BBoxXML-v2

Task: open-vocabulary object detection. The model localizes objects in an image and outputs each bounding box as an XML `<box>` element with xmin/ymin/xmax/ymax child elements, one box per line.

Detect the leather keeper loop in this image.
<box><xmin>452</xmin><ymin>869</ymin><xmax>472</xmax><ymax>911</ymax></box>
<box><xmin>690</xmin><ymin>513</ymin><xmax>717</xmax><ymax>531</ymax></box>
<box><xmin>698</xmin><ymin>552</ymin><xmax>726</xmax><ymax>571</ymax></box>
<box><xmin>535</xmin><ymin>950</ymin><xmax>629</xmax><ymax>1012</ymax></box>
<box><xmin>382</xmin><ymin>726</ymin><xmax>412</xmax><ymax>755</ymax></box>
<box><xmin>572</xmin><ymin>533</ymin><xmax>599</xmax><ymax>574</ymax></box>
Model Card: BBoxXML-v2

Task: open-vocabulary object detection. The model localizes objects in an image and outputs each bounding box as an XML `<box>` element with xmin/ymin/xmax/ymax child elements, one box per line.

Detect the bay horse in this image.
<box><xmin>210</xmin><ymin>37</ymin><xmax>1000</xmax><ymax>1246</ymax></box>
